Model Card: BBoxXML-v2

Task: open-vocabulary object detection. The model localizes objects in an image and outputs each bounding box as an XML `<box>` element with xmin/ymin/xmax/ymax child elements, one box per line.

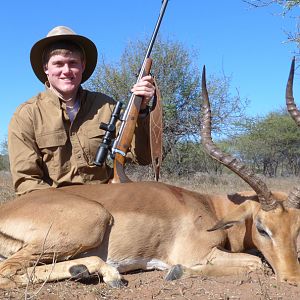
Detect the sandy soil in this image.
<box><xmin>1</xmin><ymin>264</ymin><xmax>300</xmax><ymax>299</ymax></box>
<box><xmin>0</xmin><ymin>173</ymin><xmax>300</xmax><ymax>299</ymax></box>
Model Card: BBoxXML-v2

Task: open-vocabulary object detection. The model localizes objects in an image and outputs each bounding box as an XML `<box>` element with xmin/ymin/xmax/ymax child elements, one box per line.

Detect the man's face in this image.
<box><xmin>44</xmin><ymin>52</ymin><xmax>85</xmax><ymax>99</ymax></box>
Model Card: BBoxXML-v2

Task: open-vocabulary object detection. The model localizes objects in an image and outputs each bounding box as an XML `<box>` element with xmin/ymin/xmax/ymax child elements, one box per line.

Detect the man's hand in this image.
<box><xmin>131</xmin><ymin>75</ymin><xmax>155</xmax><ymax>110</ymax></box>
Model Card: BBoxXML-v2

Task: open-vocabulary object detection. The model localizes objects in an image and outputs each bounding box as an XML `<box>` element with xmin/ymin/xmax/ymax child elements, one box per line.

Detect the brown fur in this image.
<box><xmin>0</xmin><ymin>181</ymin><xmax>298</xmax><ymax>288</ymax></box>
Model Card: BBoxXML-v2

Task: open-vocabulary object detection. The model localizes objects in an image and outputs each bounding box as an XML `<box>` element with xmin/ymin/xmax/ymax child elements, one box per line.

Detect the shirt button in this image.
<box><xmin>77</xmin><ymin>154</ymin><xmax>81</xmax><ymax>159</ymax></box>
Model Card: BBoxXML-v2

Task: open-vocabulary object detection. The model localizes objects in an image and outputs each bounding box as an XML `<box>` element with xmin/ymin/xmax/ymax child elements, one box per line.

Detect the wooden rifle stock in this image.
<box><xmin>109</xmin><ymin>0</ymin><xmax>168</xmax><ymax>183</ymax></box>
<box><xmin>111</xmin><ymin>58</ymin><xmax>152</xmax><ymax>183</ymax></box>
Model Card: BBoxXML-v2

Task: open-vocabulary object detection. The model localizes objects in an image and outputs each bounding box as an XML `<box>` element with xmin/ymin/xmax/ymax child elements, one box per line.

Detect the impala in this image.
<box><xmin>0</xmin><ymin>60</ymin><xmax>299</xmax><ymax>289</ymax></box>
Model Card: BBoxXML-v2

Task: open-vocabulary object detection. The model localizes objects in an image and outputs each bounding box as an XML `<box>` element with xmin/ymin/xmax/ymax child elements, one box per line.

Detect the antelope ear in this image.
<box><xmin>207</xmin><ymin>200</ymin><xmax>257</xmax><ymax>232</ymax></box>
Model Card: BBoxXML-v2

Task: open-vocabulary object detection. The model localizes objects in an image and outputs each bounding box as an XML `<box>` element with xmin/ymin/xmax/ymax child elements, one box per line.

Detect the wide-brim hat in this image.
<box><xmin>30</xmin><ymin>26</ymin><xmax>98</xmax><ymax>83</ymax></box>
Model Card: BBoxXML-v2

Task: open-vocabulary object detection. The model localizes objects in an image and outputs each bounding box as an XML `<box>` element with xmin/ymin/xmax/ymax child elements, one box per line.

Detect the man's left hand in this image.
<box><xmin>131</xmin><ymin>75</ymin><xmax>155</xmax><ymax>110</ymax></box>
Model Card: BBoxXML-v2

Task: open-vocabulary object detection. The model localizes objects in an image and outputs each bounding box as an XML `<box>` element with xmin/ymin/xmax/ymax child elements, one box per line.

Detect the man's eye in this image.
<box><xmin>70</xmin><ymin>61</ymin><xmax>79</xmax><ymax>66</ymax></box>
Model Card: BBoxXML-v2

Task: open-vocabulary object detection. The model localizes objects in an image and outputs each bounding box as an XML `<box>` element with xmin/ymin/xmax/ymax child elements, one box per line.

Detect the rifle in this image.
<box><xmin>94</xmin><ymin>0</ymin><xmax>168</xmax><ymax>183</ymax></box>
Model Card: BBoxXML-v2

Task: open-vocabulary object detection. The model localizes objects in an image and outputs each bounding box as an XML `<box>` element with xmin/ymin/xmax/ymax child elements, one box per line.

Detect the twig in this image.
<box><xmin>24</xmin><ymin>223</ymin><xmax>56</xmax><ymax>299</ymax></box>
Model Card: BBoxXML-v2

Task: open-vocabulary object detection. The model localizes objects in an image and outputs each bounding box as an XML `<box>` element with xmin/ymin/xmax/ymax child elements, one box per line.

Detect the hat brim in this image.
<box><xmin>30</xmin><ymin>34</ymin><xmax>97</xmax><ymax>84</ymax></box>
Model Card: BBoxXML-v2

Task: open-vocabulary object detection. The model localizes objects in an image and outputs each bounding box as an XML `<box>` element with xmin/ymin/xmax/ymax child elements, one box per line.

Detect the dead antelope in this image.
<box><xmin>0</xmin><ymin>61</ymin><xmax>300</xmax><ymax>289</ymax></box>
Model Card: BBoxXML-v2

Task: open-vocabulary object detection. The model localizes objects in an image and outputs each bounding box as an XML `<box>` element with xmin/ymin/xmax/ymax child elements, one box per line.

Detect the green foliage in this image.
<box><xmin>163</xmin><ymin>111</ymin><xmax>300</xmax><ymax>178</ymax></box>
<box><xmin>244</xmin><ymin>0</ymin><xmax>300</xmax><ymax>55</ymax></box>
<box><xmin>244</xmin><ymin>0</ymin><xmax>300</xmax><ymax>10</ymax></box>
<box><xmin>232</xmin><ymin>111</ymin><xmax>300</xmax><ymax>176</ymax></box>
<box><xmin>0</xmin><ymin>138</ymin><xmax>9</xmax><ymax>171</ymax></box>
<box><xmin>1</xmin><ymin>139</ymin><xmax>7</xmax><ymax>155</ymax></box>
<box><xmin>0</xmin><ymin>155</ymin><xmax>9</xmax><ymax>171</ymax></box>
<box><xmin>162</xmin><ymin>141</ymin><xmax>228</xmax><ymax>176</ymax></box>
<box><xmin>84</xmin><ymin>35</ymin><xmax>300</xmax><ymax>179</ymax></box>
<box><xmin>284</xmin><ymin>0</ymin><xmax>300</xmax><ymax>10</ymax></box>
<box><xmin>86</xmin><ymin>35</ymin><xmax>248</xmax><ymax>164</ymax></box>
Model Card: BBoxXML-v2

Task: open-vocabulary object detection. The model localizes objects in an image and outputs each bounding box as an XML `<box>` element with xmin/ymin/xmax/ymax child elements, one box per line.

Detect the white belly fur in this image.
<box><xmin>106</xmin><ymin>258</ymin><xmax>170</xmax><ymax>273</ymax></box>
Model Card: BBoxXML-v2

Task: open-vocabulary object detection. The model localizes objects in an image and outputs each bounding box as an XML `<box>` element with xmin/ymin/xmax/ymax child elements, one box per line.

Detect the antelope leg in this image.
<box><xmin>166</xmin><ymin>247</ymin><xmax>263</xmax><ymax>280</ymax></box>
<box><xmin>1</xmin><ymin>255</ymin><xmax>123</xmax><ymax>289</ymax></box>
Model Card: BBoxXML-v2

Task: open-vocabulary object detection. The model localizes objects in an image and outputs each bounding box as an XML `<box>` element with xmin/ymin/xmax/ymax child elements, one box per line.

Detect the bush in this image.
<box><xmin>0</xmin><ymin>155</ymin><xmax>9</xmax><ymax>171</ymax></box>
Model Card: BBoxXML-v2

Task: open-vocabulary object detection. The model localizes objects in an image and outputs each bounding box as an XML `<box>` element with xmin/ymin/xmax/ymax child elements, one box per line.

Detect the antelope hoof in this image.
<box><xmin>69</xmin><ymin>264</ymin><xmax>90</xmax><ymax>280</ymax></box>
<box><xmin>107</xmin><ymin>279</ymin><xmax>127</xmax><ymax>288</ymax></box>
<box><xmin>165</xmin><ymin>264</ymin><xmax>184</xmax><ymax>281</ymax></box>
<box><xmin>102</xmin><ymin>265</ymin><xmax>124</xmax><ymax>288</ymax></box>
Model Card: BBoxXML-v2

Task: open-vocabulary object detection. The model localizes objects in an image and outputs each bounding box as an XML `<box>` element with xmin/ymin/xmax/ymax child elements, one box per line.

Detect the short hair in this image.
<box><xmin>42</xmin><ymin>41</ymin><xmax>85</xmax><ymax>67</ymax></box>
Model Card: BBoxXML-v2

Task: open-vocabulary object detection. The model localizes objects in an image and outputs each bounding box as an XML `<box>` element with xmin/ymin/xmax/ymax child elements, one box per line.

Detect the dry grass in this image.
<box><xmin>0</xmin><ymin>171</ymin><xmax>14</xmax><ymax>204</ymax></box>
<box><xmin>1</xmin><ymin>170</ymin><xmax>297</xmax><ymax>203</ymax></box>
<box><xmin>163</xmin><ymin>172</ymin><xmax>298</xmax><ymax>195</ymax></box>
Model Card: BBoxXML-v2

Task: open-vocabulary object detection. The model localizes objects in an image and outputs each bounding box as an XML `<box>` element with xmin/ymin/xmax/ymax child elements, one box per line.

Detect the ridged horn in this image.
<box><xmin>286</xmin><ymin>57</ymin><xmax>300</xmax><ymax>209</ymax></box>
<box><xmin>286</xmin><ymin>57</ymin><xmax>300</xmax><ymax>126</ymax></box>
<box><xmin>200</xmin><ymin>66</ymin><xmax>277</xmax><ymax>211</ymax></box>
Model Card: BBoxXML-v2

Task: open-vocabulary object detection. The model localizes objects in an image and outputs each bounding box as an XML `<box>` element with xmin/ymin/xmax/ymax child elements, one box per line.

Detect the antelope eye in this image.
<box><xmin>256</xmin><ymin>224</ymin><xmax>270</xmax><ymax>238</ymax></box>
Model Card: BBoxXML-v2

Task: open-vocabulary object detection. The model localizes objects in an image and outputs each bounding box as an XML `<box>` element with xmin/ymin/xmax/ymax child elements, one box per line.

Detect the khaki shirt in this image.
<box><xmin>8</xmin><ymin>87</ymin><xmax>151</xmax><ymax>195</ymax></box>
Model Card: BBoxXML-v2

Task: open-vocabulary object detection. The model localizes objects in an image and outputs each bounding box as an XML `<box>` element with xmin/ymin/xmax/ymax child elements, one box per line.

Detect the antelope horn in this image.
<box><xmin>286</xmin><ymin>57</ymin><xmax>300</xmax><ymax>126</ymax></box>
<box><xmin>285</xmin><ymin>57</ymin><xmax>300</xmax><ymax>209</ymax></box>
<box><xmin>200</xmin><ymin>66</ymin><xmax>277</xmax><ymax>211</ymax></box>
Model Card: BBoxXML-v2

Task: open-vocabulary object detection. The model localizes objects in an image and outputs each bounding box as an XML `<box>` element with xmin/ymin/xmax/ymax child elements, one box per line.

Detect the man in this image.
<box><xmin>8</xmin><ymin>26</ymin><xmax>155</xmax><ymax>195</ymax></box>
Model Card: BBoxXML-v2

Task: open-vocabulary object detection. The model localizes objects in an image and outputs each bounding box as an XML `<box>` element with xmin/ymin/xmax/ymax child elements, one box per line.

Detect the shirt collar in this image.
<box><xmin>44</xmin><ymin>82</ymin><xmax>84</xmax><ymax>110</ymax></box>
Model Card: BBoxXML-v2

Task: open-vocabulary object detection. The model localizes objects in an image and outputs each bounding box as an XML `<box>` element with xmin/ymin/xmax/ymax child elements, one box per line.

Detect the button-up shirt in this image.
<box><xmin>8</xmin><ymin>87</ymin><xmax>151</xmax><ymax>195</ymax></box>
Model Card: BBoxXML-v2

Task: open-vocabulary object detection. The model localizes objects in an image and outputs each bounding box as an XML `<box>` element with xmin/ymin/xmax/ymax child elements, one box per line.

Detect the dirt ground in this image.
<box><xmin>1</xmin><ymin>265</ymin><xmax>300</xmax><ymax>299</ymax></box>
<box><xmin>0</xmin><ymin>172</ymin><xmax>300</xmax><ymax>299</ymax></box>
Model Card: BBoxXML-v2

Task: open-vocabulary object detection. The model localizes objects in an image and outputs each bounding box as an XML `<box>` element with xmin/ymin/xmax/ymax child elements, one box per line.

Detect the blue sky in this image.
<box><xmin>1</xmin><ymin>0</ymin><xmax>299</xmax><ymax>142</ymax></box>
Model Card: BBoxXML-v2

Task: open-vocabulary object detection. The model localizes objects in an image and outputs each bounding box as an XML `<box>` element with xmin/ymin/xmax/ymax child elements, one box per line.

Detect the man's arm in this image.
<box><xmin>8</xmin><ymin>106</ymin><xmax>50</xmax><ymax>195</ymax></box>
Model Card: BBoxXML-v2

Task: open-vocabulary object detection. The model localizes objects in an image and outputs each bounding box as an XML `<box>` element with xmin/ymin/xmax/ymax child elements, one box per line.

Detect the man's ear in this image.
<box><xmin>208</xmin><ymin>200</ymin><xmax>257</xmax><ymax>232</ymax></box>
<box><xmin>43</xmin><ymin>64</ymin><xmax>49</xmax><ymax>76</ymax></box>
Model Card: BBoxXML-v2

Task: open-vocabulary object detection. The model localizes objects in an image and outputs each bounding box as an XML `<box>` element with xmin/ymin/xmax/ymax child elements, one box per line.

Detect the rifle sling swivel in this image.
<box><xmin>113</xmin><ymin>148</ymin><xmax>126</xmax><ymax>157</ymax></box>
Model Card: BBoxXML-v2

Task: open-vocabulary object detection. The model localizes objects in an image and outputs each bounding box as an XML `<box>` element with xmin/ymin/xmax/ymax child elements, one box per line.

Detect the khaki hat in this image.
<box><xmin>30</xmin><ymin>26</ymin><xmax>97</xmax><ymax>83</ymax></box>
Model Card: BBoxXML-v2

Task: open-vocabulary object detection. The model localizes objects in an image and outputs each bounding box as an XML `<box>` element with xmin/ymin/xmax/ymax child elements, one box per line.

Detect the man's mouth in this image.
<box><xmin>60</xmin><ymin>78</ymin><xmax>73</xmax><ymax>81</ymax></box>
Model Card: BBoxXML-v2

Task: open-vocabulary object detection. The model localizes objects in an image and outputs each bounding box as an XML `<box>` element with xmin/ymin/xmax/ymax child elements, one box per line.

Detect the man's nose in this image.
<box><xmin>62</xmin><ymin>64</ymin><xmax>71</xmax><ymax>73</ymax></box>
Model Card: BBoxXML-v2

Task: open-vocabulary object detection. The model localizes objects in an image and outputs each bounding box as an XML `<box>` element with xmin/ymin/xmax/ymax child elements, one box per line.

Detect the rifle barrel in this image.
<box><xmin>138</xmin><ymin>0</ymin><xmax>169</xmax><ymax>81</ymax></box>
<box><xmin>111</xmin><ymin>1</ymin><xmax>169</xmax><ymax>183</ymax></box>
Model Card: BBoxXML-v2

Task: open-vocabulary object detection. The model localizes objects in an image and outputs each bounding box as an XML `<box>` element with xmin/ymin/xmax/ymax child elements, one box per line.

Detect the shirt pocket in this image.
<box><xmin>85</xmin><ymin>126</ymin><xmax>107</xmax><ymax>163</ymax></box>
<box><xmin>36</xmin><ymin>130</ymin><xmax>69</xmax><ymax>175</ymax></box>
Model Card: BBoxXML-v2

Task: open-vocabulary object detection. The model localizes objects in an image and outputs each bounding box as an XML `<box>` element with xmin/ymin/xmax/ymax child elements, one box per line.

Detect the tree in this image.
<box><xmin>232</xmin><ymin>111</ymin><xmax>300</xmax><ymax>176</ymax></box>
<box><xmin>243</xmin><ymin>1</ymin><xmax>300</xmax><ymax>54</ymax></box>
<box><xmin>243</xmin><ymin>0</ymin><xmax>300</xmax><ymax>10</ymax></box>
<box><xmin>0</xmin><ymin>138</ymin><xmax>9</xmax><ymax>171</ymax></box>
<box><xmin>86</xmin><ymin>36</ymin><xmax>248</xmax><ymax>167</ymax></box>
<box><xmin>162</xmin><ymin>141</ymin><xmax>224</xmax><ymax>176</ymax></box>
